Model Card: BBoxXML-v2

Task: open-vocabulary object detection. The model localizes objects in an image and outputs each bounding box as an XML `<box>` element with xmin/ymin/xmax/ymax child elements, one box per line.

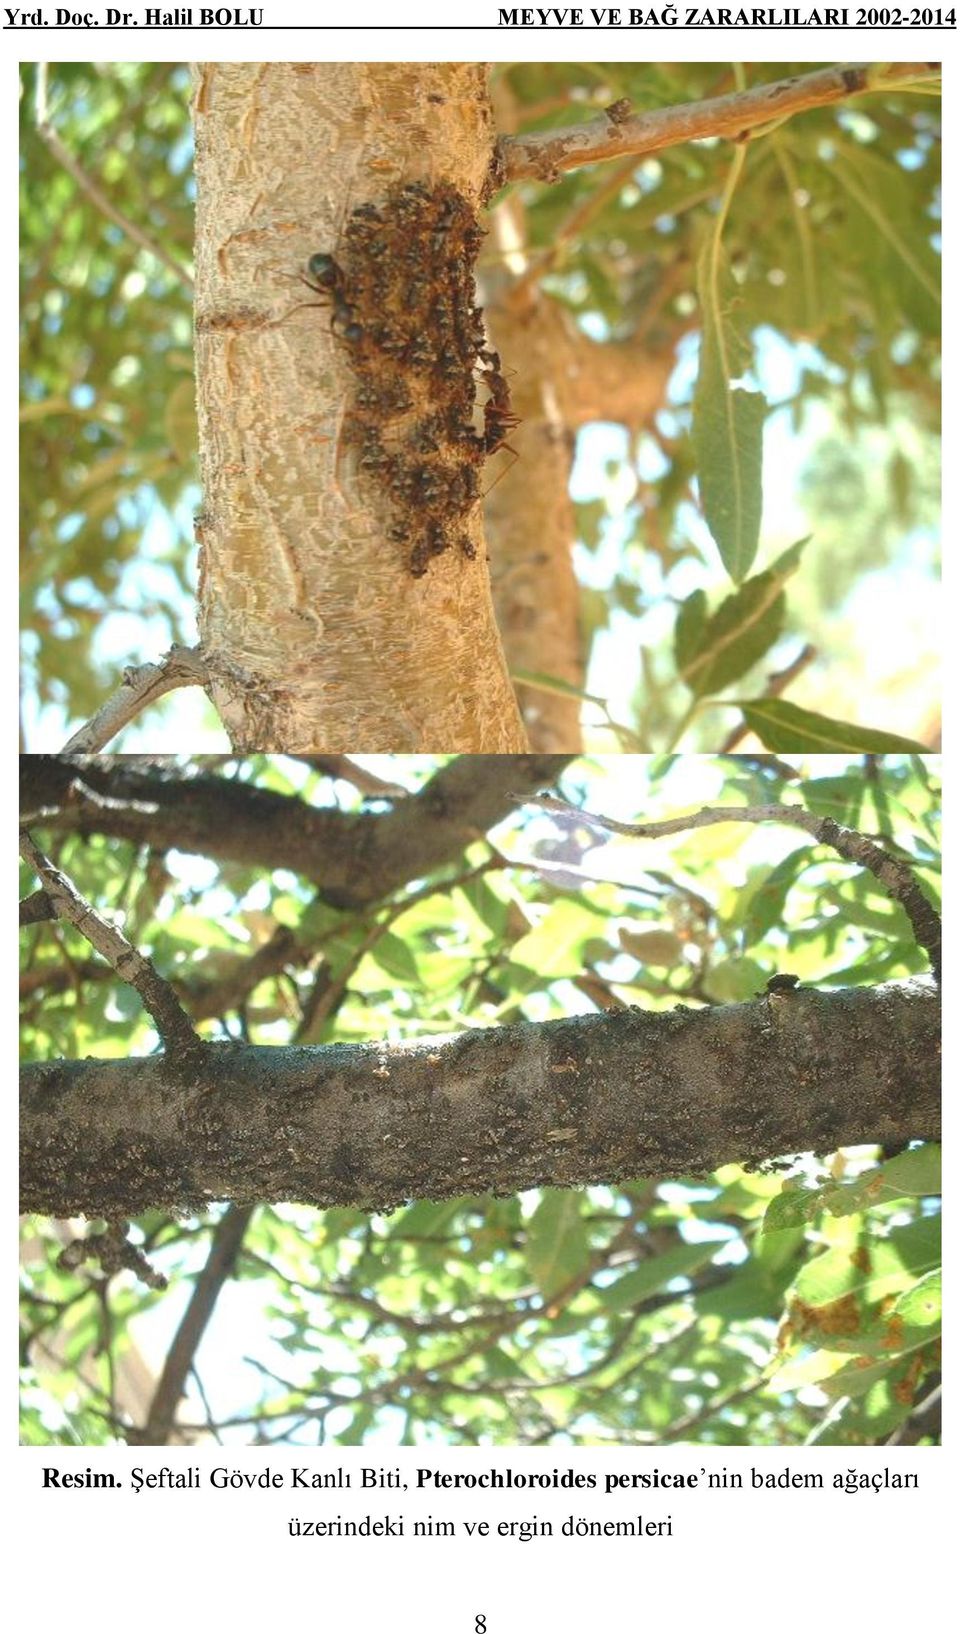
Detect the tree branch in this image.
<box><xmin>19</xmin><ymin>888</ymin><xmax>57</xmax><ymax>927</ymax></box>
<box><xmin>131</xmin><ymin>1205</ymin><xmax>254</xmax><ymax>1447</ymax></box>
<box><xmin>34</xmin><ymin>63</ymin><xmax>194</xmax><ymax>292</ymax></box>
<box><xmin>19</xmin><ymin>828</ymin><xmax>204</xmax><ymax>1059</ymax></box>
<box><xmin>20</xmin><ymin>981</ymin><xmax>939</xmax><ymax>1218</ymax></box>
<box><xmin>525</xmin><ymin>795</ymin><xmax>941</xmax><ymax>984</ymax></box>
<box><xmin>21</xmin><ymin>753</ymin><xmax>575</xmax><ymax>905</ymax></box>
<box><xmin>60</xmin><ymin>645</ymin><xmax>209</xmax><ymax>753</ymax></box>
<box><xmin>720</xmin><ymin>646</ymin><xmax>817</xmax><ymax>751</ymax></box>
<box><xmin>496</xmin><ymin>62</ymin><xmax>940</xmax><ymax>186</ymax></box>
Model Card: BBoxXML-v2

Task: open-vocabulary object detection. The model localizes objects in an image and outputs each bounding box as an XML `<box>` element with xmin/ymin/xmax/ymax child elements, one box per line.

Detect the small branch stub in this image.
<box><xmin>19</xmin><ymin>827</ymin><xmax>205</xmax><ymax>1062</ymax></box>
<box><xmin>60</xmin><ymin>645</ymin><xmax>209</xmax><ymax>754</ymax></box>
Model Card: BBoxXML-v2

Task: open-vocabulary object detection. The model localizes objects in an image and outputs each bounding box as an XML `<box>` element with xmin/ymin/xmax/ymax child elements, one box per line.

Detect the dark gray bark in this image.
<box><xmin>19</xmin><ymin>753</ymin><xmax>573</xmax><ymax>904</ymax></box>
<box><xmin>20</xmin><ymin>980</ymin><xmax>939</xmax><ymax>1219</ymax></box>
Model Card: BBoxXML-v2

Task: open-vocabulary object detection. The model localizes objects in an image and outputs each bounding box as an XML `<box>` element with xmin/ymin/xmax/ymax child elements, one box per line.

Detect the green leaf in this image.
<box><xmin>877</xmin><ymin>1144</ymin><xmax>944</xmax><ymax>1203</ymax></box>
<box><xmin>673</xmin><ymin>589</ymin><xmax>708</xmax><ymax>672</ymax></box>
<box><xmin>678</xmin><ymin>540</ymin><xmax>807</xmax><ymax>698</ymax></box>
<box><xmin>737</xmin><ymin>850</ymin><xmax>807</xmax><ymax>942</ymax></box>
<box><xmin>510</xmin><ymin>899</ymin><xmax>607</xmax><ymax>978</ymax></box>
<box><xmin>764</xmin><ymin>1146</ymin><xmax>942</xmax><ymax>1233</ymax></box>
<box><xmin>734</xmin><ymin>699</ymin><xmax>929</xmax><ymax>753</ymax></box>
<box><xmin>805</xmin><ymin>1353</ymin><xmax>938</xmax><ymax>1442</ymax></box>
<box><xmin>691</xmin><ymin>238</ymin><xmax>766</xmax><ymax>583</ymax></box>
<box><xmin>367</xmin><ymin>930</ymin><xmax>421</xmax><ymax>986</ymax></box>
<box><xmin>832</xmin><ymin>142</ymin><xmax>941</xmax><ymax>327</ymax></box>
<box><xmin>704</xmin><ymin>956</ymin><xmax>767</xmax><ymax>1004</ymax></box>
<box><xmin>894</xmin><ymin>1268</ymin><xmax>941</xmax><ymax>1333</ymax></box>
<box><xmin>600</xmin><ymin>1242</ymin><xmax>719</xmax><ymax>1312</ymax></box>
<box><xmin>455</xmin><ymin>877</ymin><xmax>507</xmax><ymax>939</ymax></box>
<box><xmin>395</xmin><ymin>1199</ymin><xmax>466</xmax><ymax>1239</ymax></box>
<box><xmin>793</xmin><ymin>1215</ymin><xmax>940</xmax><ymax>1309</ymax></box>
<box><xmin>525</xmin><ymin>1190</ymin><xmax>590</xmax><ymax>1302</ymax></box>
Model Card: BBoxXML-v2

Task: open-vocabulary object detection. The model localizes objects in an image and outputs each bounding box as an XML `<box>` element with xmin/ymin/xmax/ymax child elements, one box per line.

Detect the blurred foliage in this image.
<box><xmin>20</xmin><ymin>62</ymin><xmax>939</xmax><ymax>748</ymax></box>
<box><xmin>20</xmin><ymin>753</ymin><xmax>941</xmax><ymax>1446</ymax></box>
<box><xmin>20</xmin><ymin>63</ymin><xmax>199</xmax><ymax>737</ymax></box>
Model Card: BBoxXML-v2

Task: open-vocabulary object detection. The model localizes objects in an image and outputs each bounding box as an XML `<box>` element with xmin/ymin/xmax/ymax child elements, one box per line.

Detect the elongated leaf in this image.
<box><xmin>526</xmin><ymin>1190</ymin><xmax>590</xmax><ymax>1302</ymax></box>
<box><xmin>678</xmin><ymin>539</ymin><xmax>807</xmax><ymax>697</ymax></box>
<box><xmin>601</xmin><ymin>1242</ymin><xmax>718</xmax><ymax>1313</ymax></box>
<box><xmin>737</xmin><ymin>851</ymin><xmax>809</xmax><ymax>942</ymax></box>
<box><xmin>691</xmin><ymin>240</ymin><xmax>766</xmax><ymax>582</ymax></box>
<box><xmin>734</xmin><ymin>699</ymin><xmax>929</xmax><ymax>753</ymax></box>
<box><xmin>832</xmin><ymin>141</ymin><xmax>941</xmax><ymax>329</ymax></box>
<box><xmin>673</xmin><ymin>589</ymin><xmax>708</xmax><ymax>672</ymax></box>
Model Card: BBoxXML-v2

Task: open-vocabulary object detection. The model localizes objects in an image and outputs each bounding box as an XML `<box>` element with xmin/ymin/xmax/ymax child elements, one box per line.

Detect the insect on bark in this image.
<box><xmin>477</xmin><ymin>349</ymin><xmax>521</xmax><ymax>500</ymax></box>
<box><xmin>298</xmin><ymin>252</ymin><xmax>364</xmax><ymax>345</ymax></box>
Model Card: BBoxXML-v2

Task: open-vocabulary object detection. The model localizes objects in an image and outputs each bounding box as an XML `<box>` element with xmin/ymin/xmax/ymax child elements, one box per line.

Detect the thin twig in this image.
<box><xmin>60</xmin><ymin>645</ymin><xmax>209</xmax><ymax>753</ymax></box>
<box><xmin>295</xmin><ymin>756</ymin><xmax>410</xmax><ymax>798</ymax></box>
<box><xmin>720</xmin><ymin>645</ymin><xmax>818</xmax><ymax>751</ymax></box>
<box><xmin>34</xmin><ymin>64</ymin><xmax>194</xmax><ymax>291</ymax></box>
<box><xmin>19</xmin><ymin>827</ymin><xmax>205</xmax><ymax>1056</ymax></box>
<box><xmin>522</xmin><ymin>795</ymin><xmax>941</xmax><ymax>983</ymax></box>
<box><xmin>496</xmin><ymin>62</ymin><xmax>940</xmax><ymax>186</ymax></box>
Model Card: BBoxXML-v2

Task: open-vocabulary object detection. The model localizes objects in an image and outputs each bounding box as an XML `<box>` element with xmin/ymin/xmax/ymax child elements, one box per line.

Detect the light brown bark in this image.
<box><xmin>497</xmin><ymin>62</ymin><xmax>940</xmax><ymax>185</ymax></box>
<box><xmin>192</xmin><ymin>62</ymin><xmax>526</xmax><ymax>751</ymax></box>
<box><xmin>482</xmin><ymin>238</ymin><xmax>677</xmax><ymax>752</ymax></box>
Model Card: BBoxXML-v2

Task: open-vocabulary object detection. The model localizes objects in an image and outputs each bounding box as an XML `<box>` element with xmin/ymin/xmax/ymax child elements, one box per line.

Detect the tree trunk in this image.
<box><xmin>192</xmin><ymin>61</ymin><xmax>526</xmax><ymax>752</ymax></box>
<box><xmin>483</xmin><ymin>280</ymin><xmax>679</xmax><ymax>750</ymax></box>
<box><xmin>21</xmin><ymin>981</ymin><xmax>938</xmax><ymax>1218</ymax></box>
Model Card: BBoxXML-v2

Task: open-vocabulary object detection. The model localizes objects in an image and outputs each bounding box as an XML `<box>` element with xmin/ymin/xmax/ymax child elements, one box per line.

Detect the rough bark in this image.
<box><xmin>192</xmin><ymin>61</ymin><xmax>525</xmax><ymax>751</ymax></box>
<box><xmin>21</xmin><ymin>981</ymin><xmax>939</xmax><ymax>1220</ymax></box>
<box><xmin>19</xmin><ymin>753</ymin><xmax>573</xmax><ymax>903</ymax></box>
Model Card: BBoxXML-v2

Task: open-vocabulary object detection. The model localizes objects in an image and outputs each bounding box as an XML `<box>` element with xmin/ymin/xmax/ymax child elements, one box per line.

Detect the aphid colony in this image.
<box><xmin>302</xmin><ymin>181</ymin><xmax>518</xmax><ymax>578</ymax></box>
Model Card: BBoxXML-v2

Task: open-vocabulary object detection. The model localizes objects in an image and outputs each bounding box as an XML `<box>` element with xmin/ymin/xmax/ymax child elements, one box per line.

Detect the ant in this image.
<box><xmin>294</xmin><ymin>251</ymin><xmax>363</xmax><ymax>346</ymax></box>
<box><xmin>478</xmin><ymin>349</ymin><xmax>520</xmax><ymax>459</ymax></box>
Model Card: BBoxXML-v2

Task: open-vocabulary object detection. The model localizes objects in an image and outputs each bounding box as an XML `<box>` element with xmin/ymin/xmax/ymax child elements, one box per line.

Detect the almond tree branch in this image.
<box><xmin>524</xmin><ymin>795</ymin><xmax>941</xmax><ymax>984</ymax></box>
<box><xmin>20</xmin><ymin>982</ymin><xmax>939</xmax><ymax>1219</ymax></box>
<box><xmin>19</xmin><ymin>889</ymin><xmax>56</xmax><ymax>927</ymax></box>
<box><xmin>22</xmin><ymin>753</ymin><xmax>575</xmax><ymax>905</ymax></box>
<box><xmin>293</xmin><ymin>757</ymin><xmax>410</xmax><ymax>798</ymax></box>
<box><xmin>130</xmin><ymin>1205</ymin><xmax>254</xmax><ymax>1447</ymax></box>
<box><xmin>19</xmin><ymin>828</ymin><xmax>204</xmax><ymax>1059</ymax></box>
<box><xmin>60</xmin><ymin>645</ymin><xmax>210</xmax><ymax>754</ymax></box>
<box><xmin>495</xmin><ymin>62</ymin><xmax>940</xmax><ymax>186</ymax></box>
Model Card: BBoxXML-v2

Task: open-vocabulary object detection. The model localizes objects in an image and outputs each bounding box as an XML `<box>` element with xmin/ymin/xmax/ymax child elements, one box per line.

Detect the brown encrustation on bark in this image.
<box><xmin>21</xmin><ymin>980</ymin><xmax>939</xmax><ymax>1220</ymax></box>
